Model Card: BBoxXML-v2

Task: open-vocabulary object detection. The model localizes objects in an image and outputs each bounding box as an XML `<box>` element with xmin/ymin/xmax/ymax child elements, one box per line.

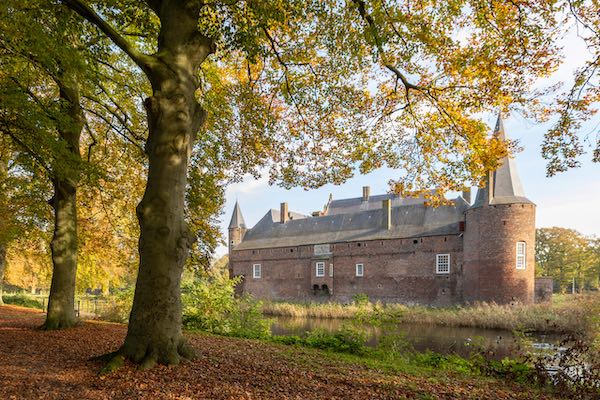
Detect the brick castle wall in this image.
<box><xmin>463</xmin><ymin>203</ymin><xmax>536</xmax><ymax>304</ymax></box>
<box><xmin>229</xmin><ymin>234</ymin><xmax>464</xmax><ymax>305</ymax></box>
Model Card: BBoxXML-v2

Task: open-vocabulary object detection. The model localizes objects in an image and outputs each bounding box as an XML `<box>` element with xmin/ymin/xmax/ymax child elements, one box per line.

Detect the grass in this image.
<box><xmin>262</xmin><ymin>293</ymin><xmax>600</xmax><ymax>335</ymax></box>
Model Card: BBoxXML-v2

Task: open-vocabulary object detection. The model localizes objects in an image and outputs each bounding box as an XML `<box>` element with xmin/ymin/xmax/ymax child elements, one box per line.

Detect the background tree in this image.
<box><xmin>0</xmin><ymin>1</ymin><xmax>147</xmax><ymax>328</ymax></box>
<box><xmin>0</xmin><ymin>137</ymin><xmax>52</xmax><ymax>303</ymax></box>
<box><xmin>62</xmin><ymin>0</ymin><xmax>564</xmax><ymax>368</ymax></box>
<box><xmin>0</xmin><ymin>2</ymin><xmax>91</xmax><ymax>328</ymax></box>
<box><xmin>536</xmin><ymin>227</ymin><xmax>599</xmax><ymax>292</ymax></box>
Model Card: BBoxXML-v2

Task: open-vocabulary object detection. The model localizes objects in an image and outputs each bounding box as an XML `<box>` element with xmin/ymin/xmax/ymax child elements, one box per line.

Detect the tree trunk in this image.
<box><xmin>0</xmin><ymin>244</ymin><xmax>6</xmax><ymax>305</ymax></box>
<box><xmin>0</xmin><ymin>142</ymin><xmax>8</xmax><ymax>306</ymax></box>
<box><xmin>41</xmin><ymin>75</ymin><xmax>83</xmax><ymax>330</ymax></box>
<box><xmin>115</xmin><ymin>2</ymin><xmax>213</xmax><ymax>368</ymax></box>
<box><xmin>43</xmin><ymin>179</ymin><xmax>79</xmax><ymax>328</ymax></box>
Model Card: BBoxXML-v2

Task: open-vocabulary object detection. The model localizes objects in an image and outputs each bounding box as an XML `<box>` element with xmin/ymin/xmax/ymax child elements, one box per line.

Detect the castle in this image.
<box><xmin>228</xmin><ymin>116</ymin><xmax>543</xmax><ymax>305</ymax></box>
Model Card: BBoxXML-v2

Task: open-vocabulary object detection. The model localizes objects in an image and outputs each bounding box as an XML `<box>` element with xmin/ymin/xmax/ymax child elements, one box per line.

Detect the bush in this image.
<box><xmin>2</xmin><ymin>293</ymin><xmax>44</xmax><ymax>309</ymax></box>
<box><xmin>182</xmin><ymin>273</ymin><xmax>271</xmax><ymax>339</ymax></box>
<box><xmin>305</xmin><ymin>326</ymin><xmax>367</xmax><ymax>355</ymax></box>
<box><xmin>272</xmin><ymin>326</ymin><xmax>368</xmax><ymax>355</ymax></box>
<box><xmin>470</xmin><ymin>355</ymin><xmax>534</xmax><ymax>383</ymax></box>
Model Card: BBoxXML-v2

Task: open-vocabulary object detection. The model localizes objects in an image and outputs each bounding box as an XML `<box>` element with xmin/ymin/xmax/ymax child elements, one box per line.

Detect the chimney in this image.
<box><xmin>462</xmin><ymin>187</ymin><xmax>471</xmax><ymax>204</ymax></box>
<box><xmin>382</xmin><ymin>199</ymin><xmax>391</xmax><ymax>230</ymax></box>
<box><xmin>280</xmin><ymin>202</ymin><xmax>289</xmax><ymax>224</ymax></box>
<box><xmin>362</xmin><ymin>186</ymin><xmax>370</xmax><ymax>202</ymax></box>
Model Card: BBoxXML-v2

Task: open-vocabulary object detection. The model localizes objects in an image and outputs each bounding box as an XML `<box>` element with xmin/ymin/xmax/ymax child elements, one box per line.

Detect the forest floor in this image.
<box><xmin>0</xmin><ymin>305</ymin><xmax>567</xmax><ymax>400</ymax></box>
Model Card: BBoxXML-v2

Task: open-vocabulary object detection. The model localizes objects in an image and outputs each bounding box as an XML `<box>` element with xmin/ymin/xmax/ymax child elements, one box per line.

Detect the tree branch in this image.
<box><xmin>0</xmin><ymin>122</ymin><xmax>53</xmax><ymax>177</ymax></box>
<box><xmin>351</xmin><ymin>0</ymin><xmax>425</xmax><ymax>94</ymax></box>
<box><xmin>62</xmin><ymin>0</ymin><xmax>154</xmax><ymax>74</ymax></box>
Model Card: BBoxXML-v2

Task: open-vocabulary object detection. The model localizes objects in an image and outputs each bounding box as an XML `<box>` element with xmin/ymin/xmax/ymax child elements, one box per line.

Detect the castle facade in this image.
<box><xmin>228</xmin><ymin>117</ymin><xmax>539</xmax><ymax>305</ymax></box>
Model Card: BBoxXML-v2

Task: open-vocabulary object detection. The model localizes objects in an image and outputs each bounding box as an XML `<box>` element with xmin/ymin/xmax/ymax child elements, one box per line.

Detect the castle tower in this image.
<box><xmin>463</xmin><ymin>114</ymin><xmax>536</xmax><ymax>304</ymax></box>
<box><xmin>228</xmin><ymin>200</ymin><xmax>247</xmax><ymax>254</ymax></box>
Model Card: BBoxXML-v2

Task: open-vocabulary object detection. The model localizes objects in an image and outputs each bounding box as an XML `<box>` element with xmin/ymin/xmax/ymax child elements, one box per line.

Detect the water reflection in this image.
<box><xmin>271</xmin><ymin>316</ymin><xmax>562</xmax><ymax>359</ymax></box>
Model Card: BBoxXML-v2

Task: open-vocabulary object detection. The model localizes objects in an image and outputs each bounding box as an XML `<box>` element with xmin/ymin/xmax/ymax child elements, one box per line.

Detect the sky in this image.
<box><xmin>214</xmin><ymin>27</ymin><xmax>599</xmax><ymax>257</ymax></box>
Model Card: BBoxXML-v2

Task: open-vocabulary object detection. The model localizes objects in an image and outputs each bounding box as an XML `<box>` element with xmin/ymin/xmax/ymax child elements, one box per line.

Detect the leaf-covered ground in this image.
<box><xmin>0</xmin><ymin>306</ymin><xmax>564</xmax><ymax>399</ymax></box>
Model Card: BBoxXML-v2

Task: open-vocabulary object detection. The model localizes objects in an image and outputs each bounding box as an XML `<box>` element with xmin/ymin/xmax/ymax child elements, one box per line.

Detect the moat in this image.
<box><xmin>270</xmin><ymin>316</ymin><xmax>562</xmax><ymax>359</ymax></box>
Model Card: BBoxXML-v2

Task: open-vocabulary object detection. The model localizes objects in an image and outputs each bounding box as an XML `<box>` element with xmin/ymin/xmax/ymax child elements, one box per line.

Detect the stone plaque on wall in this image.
<box><xmin>314</xmin><ymin>244</ymin><xmax>331</xmax><ymax>256</ymax></box>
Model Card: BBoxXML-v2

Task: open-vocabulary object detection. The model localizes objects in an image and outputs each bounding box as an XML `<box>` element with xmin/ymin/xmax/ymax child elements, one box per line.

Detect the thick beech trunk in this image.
<box><xmin>115</xmin><ymin>2</ymin><xmax>213</xmax><ymax>368</ymax></box>
<box><xmin>0</xmin><ymin>244</ymin><xmax>6</xmax><ymax>305</ymax></box>
<box><xmin>42</xmin><ymin>77</ymin><xmax>83</xmax><ymax>330</ymax></box>
<box><xmin>0</xmin><ymin>148</ymin><xmax>7</xmax><ymax>306</ymax></box>
<box><xmin>43</xmin><ymin>179</ymin><xmax>79</xmax><ymax>329</ymax></box>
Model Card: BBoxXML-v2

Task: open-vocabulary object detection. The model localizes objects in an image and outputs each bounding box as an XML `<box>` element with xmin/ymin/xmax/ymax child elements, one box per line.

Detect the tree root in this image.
<box><xmin>99</xmin><ymin>354</ymin><xmax>125</xmax><ymax>375</ymax></box>
<box><xmin>39</xmin><ymin>316</ymin><xmax>79</xmax><ymax>331</ymax></box>
<box><xmin>96</xmin><ymin>338</ymin><xmax>196</xmax><ymax>374</ymax></box>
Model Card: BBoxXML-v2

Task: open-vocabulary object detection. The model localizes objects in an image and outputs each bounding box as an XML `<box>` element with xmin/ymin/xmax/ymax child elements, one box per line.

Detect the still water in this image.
<box><xmin>271</xmin><ymin>316</ymin><xmax>562</xmax><ymax>359</ymax></box>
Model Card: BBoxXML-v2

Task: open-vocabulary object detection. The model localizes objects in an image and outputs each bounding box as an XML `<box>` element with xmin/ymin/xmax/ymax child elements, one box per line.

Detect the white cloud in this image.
<box><xmin>226</xmin><ymin>174</ymin><xmax>270</xmax><ymax>195</ymax></box>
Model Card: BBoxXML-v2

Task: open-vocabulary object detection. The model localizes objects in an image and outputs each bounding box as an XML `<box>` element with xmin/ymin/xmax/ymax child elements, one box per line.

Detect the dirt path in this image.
<box><xmin>0</xmin><ymin>306</ymin><xmax>562</xmax><ymax>399</ymax></box>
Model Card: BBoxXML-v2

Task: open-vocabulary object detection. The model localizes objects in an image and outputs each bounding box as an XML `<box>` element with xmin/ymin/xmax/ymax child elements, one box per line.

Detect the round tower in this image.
<box><xmin>462</xmin><ymin>116</ymin><xmax>536</xmax><ymax>304</ymax></box>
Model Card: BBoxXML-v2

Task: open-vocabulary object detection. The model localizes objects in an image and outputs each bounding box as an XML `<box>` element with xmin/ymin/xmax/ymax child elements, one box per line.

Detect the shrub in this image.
<box><xmin>272</xmin><ymin>326</ymin><xmax>368</xmax><ymax>355</ymax></box>
<box><xmin>471</xmin><ymin>355</ymin><xmax>534</xmax><ymax>383</ymax></box>
<box><xmin>182</xmin><ymin>273</ymin><xmax>270</xmax><ymax>339</ymax></box>
<box><xmin>2</xmin><ymin>293</ymin><xmax>44</xmax><ymax>309</ymax></box>
<box><xmin>304</xmin><ymin>326</ymin><xmax>367</xmax><ymax>355</ymax></box>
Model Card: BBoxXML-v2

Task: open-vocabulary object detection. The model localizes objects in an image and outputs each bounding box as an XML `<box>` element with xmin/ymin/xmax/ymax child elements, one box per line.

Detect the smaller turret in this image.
<box><xmin>228</xmin><ymin>201</ymin><xmax>247</xmax><ymax>254</ymax></box>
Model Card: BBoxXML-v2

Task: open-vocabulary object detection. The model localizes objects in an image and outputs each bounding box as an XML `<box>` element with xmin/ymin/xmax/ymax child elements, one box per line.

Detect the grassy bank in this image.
<box><xmin>263</xmin><ymin>293</ymin><xmax>600</xmax><ymax>335</ymax></box>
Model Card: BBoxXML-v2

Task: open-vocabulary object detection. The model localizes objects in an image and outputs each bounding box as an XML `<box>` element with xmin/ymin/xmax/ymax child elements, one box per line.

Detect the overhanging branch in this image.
<box><xmin>62</xmin><ymin>0</ymin><xmax>154</xmax><ymax>74</ymax></box>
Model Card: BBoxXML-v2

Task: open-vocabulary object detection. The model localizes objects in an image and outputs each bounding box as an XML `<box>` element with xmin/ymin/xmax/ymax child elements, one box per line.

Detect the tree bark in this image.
<box><xmin>0</xmin><ymin>244</ymin><xmax>6</xmax><ymax>305</ymax></box>
<box><xmin>0</xmin><ymin>142</ymin><xmax>8</xmax><ymax>306</ymax></box>
<box><xmin>114</xmin><ymin>1</ymin><xmax>213</xmax><ymax>368</ymax></box>
<box><xmin>41</xmin><ymin>75</ymin><xmax>83</xmax><ymax>330</ymax></box>
<box><xmin>65</xmin><ymin>0</ymin><xmax>214</xmax><ymax>367</ymax></box>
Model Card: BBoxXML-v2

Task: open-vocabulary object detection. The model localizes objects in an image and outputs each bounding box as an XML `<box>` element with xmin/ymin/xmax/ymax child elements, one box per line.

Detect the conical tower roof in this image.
<box><xmin>472</xmin><ymin>114</ymin><xmax>533</xmax><ymax>208</ymax></box>
<box><xmin>228</xmin><ymin>200</ymin><xmax>246</xmax><ymax>229</ymax></box>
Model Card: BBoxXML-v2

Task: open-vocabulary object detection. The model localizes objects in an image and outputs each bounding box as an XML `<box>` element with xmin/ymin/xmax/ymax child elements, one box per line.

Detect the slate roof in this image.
<box><xmin>472</xmin><ymin>114</ymin><xmax>533</xmax><ymax>208</ymax></box>
<box><xmin>327</xmin><ymin>193</ymin><xmax>428</xmax><ymax>215</ymax></box>
<box><xmin>234</xmin><ymin>197</ymin><xmax>469</xmax><ymax>250</ymax></box>
<box><xmin>228</xmin><ymin>201</ymin><xmax>247</xmax><ymax>229</ymax></box>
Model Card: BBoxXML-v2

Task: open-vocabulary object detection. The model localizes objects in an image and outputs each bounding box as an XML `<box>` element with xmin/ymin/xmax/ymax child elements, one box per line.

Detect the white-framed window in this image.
<box><xmin>329</xmin><ymin>263</ymin><xmax>334</xmax><ymax>277</ymax></box>
<box><xmin>252</xmin><ymin>263</ymin><xmax>261</xmax><ymax>279</ymax></box>
<box><xmin>436</xmin><ymin>254</ymin><xmax>450</xmax><ymax>274</ymax></box>
<box><xmin>355</xmin><ymin>263</ymin><xmax>364</xmax><ymax>277</ymax></box>
<box><xmin>316</xmin><ymin>262</ymin><xmax>325</xmax><ymax>277</ymax></box>
<box><xmin>516</xmin><ymin>242</ymin><xmax>526</xmax><ymax>270</ymax></box>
